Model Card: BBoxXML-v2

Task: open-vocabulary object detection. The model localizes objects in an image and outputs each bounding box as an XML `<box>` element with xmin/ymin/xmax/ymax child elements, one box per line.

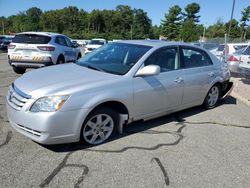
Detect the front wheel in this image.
<box><xmin>81</xmin><ymin>108</ymin><xmax>119</xmax><ymax>145</ymax></box>
<box><xmin>203</xmin><ymin>84</ymin><xmax>221</xmax><ymax>109</ymax></box>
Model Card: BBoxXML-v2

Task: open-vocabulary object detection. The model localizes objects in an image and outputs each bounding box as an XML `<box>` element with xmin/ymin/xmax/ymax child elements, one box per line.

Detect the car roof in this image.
<box><xmin>115</xmin><ymin>40</ymin><xmax>199</xmax><ymax>48</ymax></box>
<box><xmin>15</xmin><ymin>32</ymin><xmax>63</xmax><ymax>37</ymax></box>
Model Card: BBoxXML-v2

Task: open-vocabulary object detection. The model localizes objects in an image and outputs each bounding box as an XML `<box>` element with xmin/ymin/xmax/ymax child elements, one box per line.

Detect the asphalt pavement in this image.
<box><xmin>1</xmin><ymin>53</ymin><xmax>250</xmax><ymax>188</ymax></box>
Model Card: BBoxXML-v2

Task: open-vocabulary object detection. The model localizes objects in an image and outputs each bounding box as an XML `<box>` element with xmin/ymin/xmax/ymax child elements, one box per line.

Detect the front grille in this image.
<box><xmin>7</xmin><ymin>84</ymin><xmax>30</xmax><ymax>111</ymax></box>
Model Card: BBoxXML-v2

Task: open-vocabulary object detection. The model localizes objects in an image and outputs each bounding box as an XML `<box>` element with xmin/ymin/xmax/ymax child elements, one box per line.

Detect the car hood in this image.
<box><xmin>14</xmin><ymin>63</ymin><xmax>120</xmax><ymax>97</ymax></box>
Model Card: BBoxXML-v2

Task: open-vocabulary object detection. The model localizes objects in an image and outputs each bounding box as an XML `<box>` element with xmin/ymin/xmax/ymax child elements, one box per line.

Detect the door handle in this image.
<box><xmin>174</xmin><ymin>77</ymin><xmax>183</xmax><ymax>83</ymax></box>
<box><xmin>208</xmin><ymin>72</ymin><xmax>215</xmax><ymax>77</ymax></box>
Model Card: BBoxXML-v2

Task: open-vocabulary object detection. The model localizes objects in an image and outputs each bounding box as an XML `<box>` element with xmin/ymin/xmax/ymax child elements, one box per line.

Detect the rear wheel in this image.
<box><xmin>81</xmin><ymin>108</ymin><xmax>119</xmax><ymax>145</ymax></box>
<box><xmin>56</xmin><ymin>56</ymin><xmax>65</xmax><ymax>64</ymax></box>
<box><xmin>203</xmin><ymin>84</ymin><xmax>221</xmax><ymax>109</ymax></box>
<box><xmin>12</xmin><ymin>66</ymin><xmax>26</xmax><ymax>74</ymax></box>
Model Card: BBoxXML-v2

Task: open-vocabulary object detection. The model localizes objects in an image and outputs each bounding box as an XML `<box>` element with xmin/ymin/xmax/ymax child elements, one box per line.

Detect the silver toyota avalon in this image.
<box><xmin>6</xmin><ymin>40</ymin><xmax>233</xmax><ymax>145</ymax></box>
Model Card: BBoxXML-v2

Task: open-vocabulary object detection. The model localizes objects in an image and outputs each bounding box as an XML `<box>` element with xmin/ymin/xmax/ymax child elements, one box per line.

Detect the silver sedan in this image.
<box><xmin>6</xmin><ymin>41</ymin><xmax>233</xmax><ymax>145</ymax></box>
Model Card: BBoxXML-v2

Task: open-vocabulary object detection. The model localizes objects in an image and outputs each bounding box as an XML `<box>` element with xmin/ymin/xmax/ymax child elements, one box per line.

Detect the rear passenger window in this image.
<box><xmin>144</xmin><ymin>47</ymin><xmax>179</xmax><ymax>72</ymax></box>
<box><xmin>181</xmin><ymin>47</ymin><xmax>212</xmax><ymax>68</ymax></box>
<box><xmin>55</xmin><ymin>36</ymin><xmax>67</xmax><ymax>46</ymax></box>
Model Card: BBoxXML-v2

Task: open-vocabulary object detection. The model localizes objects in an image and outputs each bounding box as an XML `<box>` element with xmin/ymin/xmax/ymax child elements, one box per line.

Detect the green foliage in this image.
<box><xmin>207</xmin><ymin>19</ymin><xmax>226</xmax><ymax>38</ymax></box>
<box><xmin>180</xmin><ymin>3</ymin><xmax>201</xmax><ymax>42</ymax></box>
<box><xmin>0</xmin><ymin>4</ymin><xmax>249</xmax><ymax>41</ymax></box>
<box><xmin>240</xmin><ymin>6</ymin><xmax>250</xmax><ymax>40</ymax></box>
<box><xmin>182</xmin><ymin>3</ymin><xmax>200</xmax><ymax>22</ymax></box>
<box><xmin>160</xmin><ymin>5</ymin><xmax>182</xmax><ymax>40</ymax></box>
<box><xmin>225</xmin><ymin>19</ymin><xmax>241</xmax><ymax>39</ymax></box>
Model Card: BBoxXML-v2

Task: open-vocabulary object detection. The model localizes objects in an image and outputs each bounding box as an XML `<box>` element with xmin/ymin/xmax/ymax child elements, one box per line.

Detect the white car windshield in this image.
<box><xmin>77</xmin><ymin>43</ymin><xmax>152</xmax><ymax>75</ymax></box>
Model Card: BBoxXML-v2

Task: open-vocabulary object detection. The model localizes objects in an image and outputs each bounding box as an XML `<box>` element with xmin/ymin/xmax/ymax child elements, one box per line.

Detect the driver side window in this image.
<box><xmin>144</xmin><ymin>47</ymin><xmax>179</xmax><ymax>72</ymax></box>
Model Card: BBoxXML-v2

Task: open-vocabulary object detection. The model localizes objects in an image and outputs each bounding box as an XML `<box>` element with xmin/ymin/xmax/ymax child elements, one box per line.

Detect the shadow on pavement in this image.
<box><xmin>43</xmin><ymin>96</ymin><xmax>236</xmax><ymax>153</ymax></box>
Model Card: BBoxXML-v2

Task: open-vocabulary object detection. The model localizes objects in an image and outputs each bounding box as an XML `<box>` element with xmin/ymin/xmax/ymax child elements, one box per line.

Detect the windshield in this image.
<box><xmin>89</xmin><ymin>40</ymin><xmax>105</xmax><ymax>45</ymax></box>
<box><xmin>77</xmin><ymin>43</ymin><xmax>152</xmax><ymax>75</ymax></box>
<box><xmin>234</xmin><ymin>47</ymin><xmax>245</xmax><ymax>55</ymax></box>
<box><xmin>217</xmin><ymin>45</ymin><xmax>225</xmax><ymax>51</ymax></box>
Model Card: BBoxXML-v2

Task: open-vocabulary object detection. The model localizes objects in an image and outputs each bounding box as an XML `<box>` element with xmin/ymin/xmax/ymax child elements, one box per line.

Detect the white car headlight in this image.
<box><xmin>30</xmin><ymin>95</ymin><xmax>69</xmax><ymax>112</ymax></box>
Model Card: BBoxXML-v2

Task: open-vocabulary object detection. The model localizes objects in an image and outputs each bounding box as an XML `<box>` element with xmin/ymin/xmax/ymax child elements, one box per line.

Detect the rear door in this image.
<box><xmin>133</xmin><ymin>46</ymin><xmax>184</xmax><ymax>118</ymax></box>
<box><xmin>180</xmin><ymin>46</ymin><xmax>215</xmax><ymax>106</ymax></box>
<box><xmin>64</xmin><ymin>36</ymin><xmax>78</xmax><ymax>61</ymax></box>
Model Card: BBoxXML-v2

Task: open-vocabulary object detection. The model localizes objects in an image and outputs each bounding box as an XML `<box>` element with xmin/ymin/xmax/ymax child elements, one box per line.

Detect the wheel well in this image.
<box><xmin>91</xmin><ymin>101</ymin><xmax>129</xmax><ymax>116</ymax></box>
<box><xmin>57</xmin><ymin>54</ymin><xmax>65</xmax><ymax>61</ymax></box>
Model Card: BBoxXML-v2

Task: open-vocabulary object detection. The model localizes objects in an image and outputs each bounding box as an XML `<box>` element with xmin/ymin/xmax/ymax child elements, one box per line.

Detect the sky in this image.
<box><xmin>0</xmin><ymin>0</ymin><xmax>249</xmax><ymax>26</ymax></box>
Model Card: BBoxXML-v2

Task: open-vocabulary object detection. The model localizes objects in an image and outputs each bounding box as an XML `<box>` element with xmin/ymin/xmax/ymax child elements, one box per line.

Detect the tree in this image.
<box><xmin>181</xmin><ymin>3</ymin><xmax>201</xmax><ymax>42</ymax></box>
<box><xmin>160</xmin><ymin>5</ymin><xmax>182</xmax><ymax>40</ymax></box>
<box><xmin>206</xmin><ymin>19</ymin><xmax>226</xmax><ymax>38</ymax></box>
<box><xmin>25</xmin><ymin>7</ymin><xmax>42</xmax><ymax>31</ymax></box>
<box><xmin>182</xmin><ymin>3</ymin><xmax>200</xmax><ymax>22</ymax></box>
<box><xmin>132</xmin><ymin>8</ymin><xmax>152</xmax><ymax>39</ymax></box>
<box><xmin>240</xmin><ymin>6</ymin><xmax>250</xmax><ymax>40</ymax></box>
<box><xmin>225</xmin><ymin>19</ymin><xmax>241</xmax><ymax>39</ymax></box>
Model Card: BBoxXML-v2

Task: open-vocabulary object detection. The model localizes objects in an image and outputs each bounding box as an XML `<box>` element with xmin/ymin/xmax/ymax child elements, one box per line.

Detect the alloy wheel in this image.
<box><xmin>83</xmin><ymin>114</ymin><xmax>114</xmax><ymax>145</ymax></box>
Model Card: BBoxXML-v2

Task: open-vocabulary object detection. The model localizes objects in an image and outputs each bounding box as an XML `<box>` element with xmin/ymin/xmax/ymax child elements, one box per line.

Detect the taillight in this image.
<box><xmin>8</xmin><ymin>44</ymin><xmax>16</xmax><ymax>49</ymax></box>
<box><xmin>227</xmin><ymin>56</ymin><xmax>239</xmax><ymax>62</ymax></box>
<box><xmin>37</xmin><ymin>46</ymin><xmax>55</xmax><ymax>51</ymax></box>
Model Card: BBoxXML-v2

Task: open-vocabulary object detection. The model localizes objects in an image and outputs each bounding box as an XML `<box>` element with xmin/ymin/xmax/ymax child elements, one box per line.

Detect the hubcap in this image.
<box><xmin>207</xmin><ymin>86</ymin><xmax>219</xmax><ymax>107</ymax></box>
<box><xmin>83</xmin><ymin>114</ymin><xmax>114</xmax><ymax>144</ymax></box>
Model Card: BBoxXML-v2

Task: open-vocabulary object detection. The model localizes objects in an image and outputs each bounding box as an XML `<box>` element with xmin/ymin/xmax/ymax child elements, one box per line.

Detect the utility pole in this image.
<box><xmin>228</xmin><ymin>0</ymin><xmax>236</xmax><ymax>40</ymax></box>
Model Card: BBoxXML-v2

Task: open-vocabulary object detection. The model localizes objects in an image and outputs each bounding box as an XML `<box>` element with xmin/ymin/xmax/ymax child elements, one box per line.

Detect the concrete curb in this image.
<box><xmin>230</xmin><ymin>91</ymin><xmax>250</xmax><ymax>107</ymax></box>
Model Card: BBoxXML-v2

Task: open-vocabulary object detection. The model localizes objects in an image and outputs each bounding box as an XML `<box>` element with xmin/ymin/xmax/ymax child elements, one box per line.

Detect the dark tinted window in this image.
<box><xmin>144</xmin><ymin>47</ymin><xmax>179</xmax><ymax>72</ymax></box>
<box><xmin>12</xmin><ymin>34</ymin><xmax>51</xmax><ymax>44</ymax></box>
<box><xmin>55</xmin><ymin>36</ymin><xmax>67</xmax><ymax>46</ymax></box>
<box><xmin>64</xmin><ymin>37</ymin><xmax>74</xmax><ymax>47</ymax></box>
<box><xmin>217</xmin><ymin>45</ymin><xmax>225</xmax><ymax>51</ymax></box>
<box><xmin>233</xmin><ymin>45</ymin><xmax>247</xmax><ymax>50</ymax></box>
<box><xmin>243</xmin><ymin>46</ymin><xmax>250</xmax><ymax>55</ymax></box>
<box><xmin>89</xmin><ymin>40</ymin><xmax>105</xmax><ymax>45</ymax></box>
<box><xmin>181</xmin><ymin>47</ymin><xmax>212</xmax><ymax>68</ymax></box>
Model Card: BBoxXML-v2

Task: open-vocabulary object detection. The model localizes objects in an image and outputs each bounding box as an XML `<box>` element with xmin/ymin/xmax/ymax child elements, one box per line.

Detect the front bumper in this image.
<box><xmin>6</xmin><ymin>99</ymin><xmax>90</xmax><ymax>145</ymax></box>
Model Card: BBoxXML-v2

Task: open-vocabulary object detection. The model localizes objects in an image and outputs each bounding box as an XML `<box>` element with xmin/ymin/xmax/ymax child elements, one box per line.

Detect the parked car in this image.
<box><xmin>6</xmin><ymin>41</ymin><xmax>233</xmax><ymax>145</ymax></box>
<box><xmin>0</xmin><ymin>36</ymin><xmax>14</xmax><ymax>52</ymax></box>
<box><xmin>84</xmin><ymin>38</ymin><xmax>107</xmax><ymax>54</ymax></box>
<box><xmin>237</xmin><ymin>45</ymin><xmax>250</xmax><ymax>77</ymax></box>
<box><xmin>192</xmin><ymin>42</ymin><xmax>219</xmax><ymax>51</ymax></box>
<box><xmin>211</xmin><ymin>43</ymin><xmax>248</xmax><ymax>60</ymax></box>
<box><xmin>8</xmin><ymin>32</ymin><xmax>82</xmax><ymax>74</ymax></box>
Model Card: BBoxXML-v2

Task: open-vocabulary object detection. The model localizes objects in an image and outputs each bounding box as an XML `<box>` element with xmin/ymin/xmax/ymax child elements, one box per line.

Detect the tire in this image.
<box><xmin>81</xmin><ymin>107</ymin><xmax>119</xmax><ymax>145</ymax></box>
<box><xmin>203</xmin><ymin>84</ymin><xmax>221</xmax><ymax>109</ymax></box>
<box><xmin>56</xmin><ymin>56</ymin><xmax>65</xmax><ymax>64</ymax></box>
<box><xmin>77</xmin><ymin>53</ymin><xmax>82</xmax><ymax>60</ymax></box>
<box><xmin>13</xmin><ymin>66</ymin><xmax>26</xmax><ymax>74</ymax></box>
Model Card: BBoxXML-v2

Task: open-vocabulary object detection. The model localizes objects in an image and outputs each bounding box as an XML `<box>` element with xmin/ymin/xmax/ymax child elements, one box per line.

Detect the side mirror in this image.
<box><xmin>135</xmin><ymin>65</ymin><xmax>160</xmax><ymax>77</ymax></box>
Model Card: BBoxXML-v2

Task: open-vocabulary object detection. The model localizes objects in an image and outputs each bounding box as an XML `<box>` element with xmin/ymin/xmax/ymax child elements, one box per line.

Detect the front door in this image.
<box><xmin>133</xmin><ymin>46</ymin><xmax>184</xmax><ymax>119</ymax></box>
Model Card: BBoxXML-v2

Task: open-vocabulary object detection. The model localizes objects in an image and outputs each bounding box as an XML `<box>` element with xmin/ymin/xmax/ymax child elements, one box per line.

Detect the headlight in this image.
<box><xmin>30</xmin><ymin>95</ymin><xmax>69</xmax><ymax>112</ymax></box>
